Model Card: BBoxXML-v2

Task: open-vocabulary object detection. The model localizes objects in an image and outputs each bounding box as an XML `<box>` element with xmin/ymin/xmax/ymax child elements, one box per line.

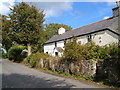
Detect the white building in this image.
<box><xmin>44</xmin><ymin>3</ymin><xmax>120</xmax><ymax>57</ymax></box>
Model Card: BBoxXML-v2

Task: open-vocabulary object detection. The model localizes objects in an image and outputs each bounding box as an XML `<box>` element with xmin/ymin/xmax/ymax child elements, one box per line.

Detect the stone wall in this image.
<box><xmin>37</xmin><ymin>58</ymin><xmax>97</xmax><ymax>77</ymax></box>
<box><xmin>37</xmin><ymin>58</ymin><xmax>120</xmax><ymax>84</ymax></box>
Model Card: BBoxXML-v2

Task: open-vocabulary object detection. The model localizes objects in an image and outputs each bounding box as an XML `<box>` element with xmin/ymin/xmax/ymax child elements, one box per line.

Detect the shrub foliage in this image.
<box><xmin>63</xmin><ymin>39</ymin><xmax>120</xmax><ymax>61</ymax></box>
<box><xmin>8</xmin><ymin>45</ymin><xmax>26</xmax><ymax>62</ymax></box>
<box><xmin>64</xmin><ymin>41</ymin><xmax>89</xmax><ymax>61</ymax></box>
<box><xmin>23</xmin><ymin>52</ymin><xmax>51</xmax><ymax>67</ymax></box>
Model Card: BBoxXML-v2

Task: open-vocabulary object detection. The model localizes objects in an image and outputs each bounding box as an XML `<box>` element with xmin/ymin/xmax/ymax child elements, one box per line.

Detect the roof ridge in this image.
<box><xmin>63</xmin><ymin>17</ymin><xmax>113</xmax><ymax>34</ymax></box>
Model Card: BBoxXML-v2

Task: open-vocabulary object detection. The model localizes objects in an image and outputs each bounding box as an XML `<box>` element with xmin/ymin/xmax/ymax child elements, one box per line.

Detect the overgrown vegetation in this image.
<box><xmin>63</xmin><ymin>40</ymin><xmax>89</xmax><ymax>61</ymax></box>
<box><xmin>8</xmin><ymin>45</ymin><xmax>26</xmax><ymax>62</ymax></box>
<box><xmin>63</xmin><ymin>39</ymin><xmax>120</xmax><ymax>62</ymax></box>
<box><xmin>23</xmin><ymin>52</ymin><xmax>53</xmax><ymax>67</ymax></box>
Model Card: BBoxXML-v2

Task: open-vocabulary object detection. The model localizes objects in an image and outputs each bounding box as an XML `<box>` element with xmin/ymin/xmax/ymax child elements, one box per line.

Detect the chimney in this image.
<box><xmin>58</xmin><ymin>27</ymin><xmax>65</xmax><ymax>35</ymax></box>
<box><xmin>116</xmin><ymin>1</ymin><xmax>120</xmax><ymax>29</ymax></box>
<box><xmin>112</xmin><ymin>1</ymin><xmax>120</xmax><ymax>29</ymax></box>
<box><xmin>115</xmin><ymin>1</ymin><xmax>120</xmax><ymax>47</ymax></box>
<box><xmin>116</xmin><ymin>0</ymin><xmax>120</xmax><ymax>7</ymax></box>
<box><xmin>112</xmin><ymin>1</ymin><xmax>120</xmax><ymax>17</ymax></box>
<box><xmin>112</xmin><ymin>8</ymin><xmax>119</xmax><ymax>17</ymax></box>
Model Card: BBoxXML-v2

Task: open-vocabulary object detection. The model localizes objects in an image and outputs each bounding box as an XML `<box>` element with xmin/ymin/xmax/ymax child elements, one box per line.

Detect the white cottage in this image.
<box><xmin>44</xmin><ymin>3</ymin><xmax>120</xmax><ymax>57</ymax></box>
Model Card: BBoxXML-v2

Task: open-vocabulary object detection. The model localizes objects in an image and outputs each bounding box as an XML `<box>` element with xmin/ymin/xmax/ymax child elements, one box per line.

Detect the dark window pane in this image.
<box><xmin>87</xmin><ymin>35</ymin><xmax>92</xmax><ymax>42</ymax></box>
<box><xmin>55</xmin><ymin>52</ymin><xmax>58</xmax><ymax>56</ymax></box>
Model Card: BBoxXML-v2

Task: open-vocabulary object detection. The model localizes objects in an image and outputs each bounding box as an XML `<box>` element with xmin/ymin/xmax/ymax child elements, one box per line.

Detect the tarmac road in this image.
<box><xmin>1</xmin><ymin>59</ymin><xmax>114</xmax><ymax>89</ymax></box>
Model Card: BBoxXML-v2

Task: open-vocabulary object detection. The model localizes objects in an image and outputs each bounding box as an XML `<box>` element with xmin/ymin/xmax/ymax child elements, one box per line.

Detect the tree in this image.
<box><xmin>9</xmin><ymin>2</ymin><xmax>45</xmax><ymax>56</ymax></box>
<box><xmin>44</xmin><ymin>23</ymin><xmax>72</xmax><ymax>40</ymax></box>
<box><xmin>1</xmin><ymin>15</ymin><xmax>13</xmax><ymax>51</ymax></box>
<box><xmin>32</xmin><ymin>23</ymin><xmax>72</xmax><ymax>53</ymax></box>
<box><xmin>32</xmin><ymin>30</ymin><xmax>46</xmax><ymax>53</ymax></box>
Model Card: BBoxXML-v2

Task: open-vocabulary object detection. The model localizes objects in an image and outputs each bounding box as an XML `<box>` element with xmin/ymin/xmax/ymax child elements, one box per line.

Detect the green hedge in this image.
<box><xmin>8</xmin><ymin>45</ymin><xmax>26</xmax><ymax>62</ymax></box>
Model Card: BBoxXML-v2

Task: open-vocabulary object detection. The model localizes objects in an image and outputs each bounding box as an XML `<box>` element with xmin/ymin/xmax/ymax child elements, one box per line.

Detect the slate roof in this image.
<box><xmin>45</xmin><ymin>16</ymin><xmax>119</xmax><ymax>44</ymax></box>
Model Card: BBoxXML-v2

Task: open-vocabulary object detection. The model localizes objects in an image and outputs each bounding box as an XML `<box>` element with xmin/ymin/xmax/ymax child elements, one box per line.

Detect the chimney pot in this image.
<box><xmin>58</xmin><ymin>27</ymin><xmax>65</xmax><ymax>35</ymax></box>
<box><xmin>116</xmin><ymin>1</ymin><xmax>120</xmax><ymax>7</ymax></box>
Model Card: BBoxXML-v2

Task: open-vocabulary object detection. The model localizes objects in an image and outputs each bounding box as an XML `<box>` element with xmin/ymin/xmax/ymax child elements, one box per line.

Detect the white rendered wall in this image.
<box><xmin>92</xmin><ymin>31</ymin><xmax>106</xmax><ymax>46</ymax></box>
<box><xmin>57</xmin><ymin>41</ymin><xmax>64</xmax><ymax>48</ymax></box>
<box><xmin>102</xmin><ymin>30</ymin><xmax>119</xmax><ymax>45</ymax></box>
<box><xmin>92</xmin><ymin>30</ymin><xmax>119</xmax><ymax>46</ymax></box>
<box><xmin>77</xmin><ymin>30</ymin><xmax>119</xmax><ymax>46</ymax></box>
<box><xmin>44</xmin><ymin>41</ymin><xmax>64</xmax><ymax>57</ymax></box>
<box><xmin>44</xmin><ymin>43</ymin><xmax>55</xmax><ymax>56</ymax></box>
<box><xmin>76</xmin><ymin>31</ymin><xmax>106</xmax><ymax>46</ymax></box>
<box><xmin>77</xmin><ymin>36</ymin><xmax>88</xmax><ymax>45</ymax></box>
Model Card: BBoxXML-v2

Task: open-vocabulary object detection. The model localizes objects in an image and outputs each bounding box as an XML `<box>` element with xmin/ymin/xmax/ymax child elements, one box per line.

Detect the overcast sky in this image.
<box><xmin>0</xmin><ymin>0</ymin><xmax>117</xmax><ymax>29</ymax></box>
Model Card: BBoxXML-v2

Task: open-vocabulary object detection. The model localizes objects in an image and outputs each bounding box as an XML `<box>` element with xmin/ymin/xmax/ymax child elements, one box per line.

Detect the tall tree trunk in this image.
<box><xmin>27</xmin><ymin>43</ymin><xmax>32</xmax><ymax>56</ymax></box>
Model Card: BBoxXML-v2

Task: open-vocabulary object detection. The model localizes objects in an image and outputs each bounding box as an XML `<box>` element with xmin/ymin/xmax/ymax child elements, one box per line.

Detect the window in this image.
<box><xmin>87</xmin><ymin>35</ymin><xmax>92</xmax><ymax>42</ymax></box>
<box><xmin>99</xmin><ymin>37</ymin><xmax>101</xmax><ymax>43</ymax></box>
<box><xmin>55</xmin><ymin>42</ymin><xmax>57</xmax><ymax>47</ymax></box>
<box><xmin>55</xmin><ymin>52</ymin><xmax>58</xmax><ymax>56</ymax></box>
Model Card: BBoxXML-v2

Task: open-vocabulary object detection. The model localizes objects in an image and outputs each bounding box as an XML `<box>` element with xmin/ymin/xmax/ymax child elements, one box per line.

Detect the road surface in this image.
<box><xmin>1</xmin><ymin>59</ymin><xmax>113</xmax><ymax>89</ymax></box>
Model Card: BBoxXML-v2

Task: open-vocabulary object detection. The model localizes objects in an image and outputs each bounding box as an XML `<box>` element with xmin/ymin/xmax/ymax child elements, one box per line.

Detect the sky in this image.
<box><xmin>0</xmin><ymin>0</ymin><xmax>118</xmax><ymax>29</ymax></box>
